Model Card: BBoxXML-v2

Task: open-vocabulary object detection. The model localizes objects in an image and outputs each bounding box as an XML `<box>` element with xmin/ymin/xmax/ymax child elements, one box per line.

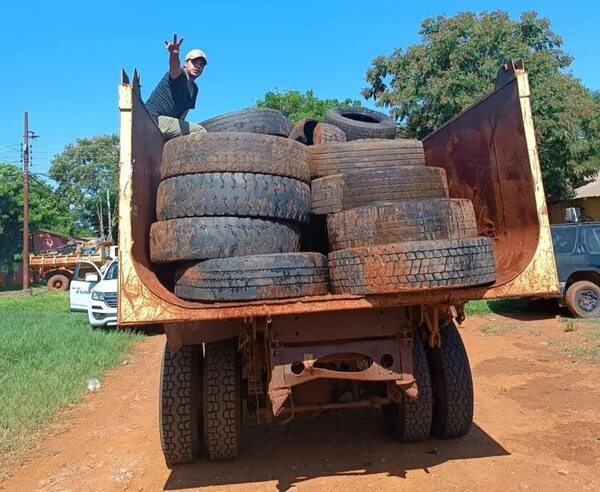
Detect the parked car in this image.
<box><xmin>551</xmin><ymin>222</ymin><xmax>600</xmax><ymax>317</ymax></box>
<box><xmin>69</xmin><ymin>259</ymin><xmax>118</xmax><ymax>327</ymax></box>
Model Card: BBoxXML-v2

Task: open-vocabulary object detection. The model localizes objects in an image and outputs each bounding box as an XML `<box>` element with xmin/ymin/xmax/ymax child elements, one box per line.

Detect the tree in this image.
<box><xmin>0</xmin><ymin>163</ymin><xmax>74</xmax><ymax>274</ymax></box>
<box><xmin>49</xmin><ymin>134</ymin><xmax>119</xmax><ymax>238</ymax></box>
<box><xmin>362</xmin><ymin>10</ymin><xmax>600</xmax><ymax>200</ymax></box>
<box><xmin>255</xmin><ymin>89</ymin><xmax>361</xmax><ymax>122</ymax></box>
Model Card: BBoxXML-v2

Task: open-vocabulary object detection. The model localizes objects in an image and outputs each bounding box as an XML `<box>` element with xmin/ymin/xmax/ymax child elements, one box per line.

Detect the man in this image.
<box><xmin>145</xmin><ymin>33</ymin><xmax>208</xmax><ymax>140</ymax></box>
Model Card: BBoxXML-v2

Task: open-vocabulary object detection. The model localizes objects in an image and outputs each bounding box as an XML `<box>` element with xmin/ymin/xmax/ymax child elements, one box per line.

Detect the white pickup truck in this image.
<box><xmin>69</xmin><ymin>259</ymin><xmax>118</xmax><ymax>328</ymax></box>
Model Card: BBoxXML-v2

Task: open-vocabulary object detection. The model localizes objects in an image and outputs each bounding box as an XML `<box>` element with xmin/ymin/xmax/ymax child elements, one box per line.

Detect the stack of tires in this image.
<box><xmin>149</xmin><ymin>109</ymin><xmax>330</xmax><ymax>301</ymax></box>
<box><xmin>304</xmin><ymin>107</ymin><xmax>496</xmax><ymax>295</ymax></box>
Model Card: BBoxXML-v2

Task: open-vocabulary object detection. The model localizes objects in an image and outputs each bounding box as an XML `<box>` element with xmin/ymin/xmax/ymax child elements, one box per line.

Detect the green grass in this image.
<box><xmin>0</xmin><ymin>290</ymin><xmax>142</xmax><ymax>470</ymax></box>
<box><xmin>465</xmin><ymin>298</ymin><xmax>529</xmax><ymax>316</ymax></box>
<box><xmin>479</xmin><ymin>322</ymin><xmax>519</xmax><ymax>335</ymax></box>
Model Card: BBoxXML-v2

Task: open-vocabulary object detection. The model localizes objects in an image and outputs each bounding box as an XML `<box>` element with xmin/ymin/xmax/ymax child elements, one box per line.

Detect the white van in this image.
<box><xmin>69</xmin><ymin>259</ymin><xmax>118</xmax><ymax>328</ymax></box>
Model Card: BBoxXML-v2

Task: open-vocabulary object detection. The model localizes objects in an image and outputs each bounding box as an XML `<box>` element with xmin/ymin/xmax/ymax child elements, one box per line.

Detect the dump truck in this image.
<box><xmin>117</xmin><ymin>60</ymin><xmax>558</xmax><ymax>466</ymax></box>
<box><xmin>29</xmin><ymin>242</ymin><xmax>117</xmax><ymax>291</ymax></box>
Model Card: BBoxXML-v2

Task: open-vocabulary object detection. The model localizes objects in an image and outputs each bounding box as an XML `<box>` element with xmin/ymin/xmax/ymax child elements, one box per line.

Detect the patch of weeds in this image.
<box><xmin>563</xmin><ymin>319</ymin><xmax>575</xmax><ymax>333</ymax></box>
<box><xmin>466</xmin><ymin>298</ymin><xmax>529</xmax><ymax>317</ymax></box>
<box><xmin>563</xmin><ymin>344</ymin><xmax>600</xmax><ymax>363</ymax></box>
<box><xmin>479</xmin><ymin>322</ymin><xmax>519</xmax><ymax>335</ymax></box>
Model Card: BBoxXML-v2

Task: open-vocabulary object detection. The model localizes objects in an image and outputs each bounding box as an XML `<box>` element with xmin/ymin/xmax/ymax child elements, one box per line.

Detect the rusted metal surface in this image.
<box><xmin>117</xmin><ymin>62</ymin><xmax>558</xmax><ymax>327</ymax></box>
<box><xmin>423</xmin><ymin>60</ymin><xmax>558</xmax><ymax>297</ymax></box>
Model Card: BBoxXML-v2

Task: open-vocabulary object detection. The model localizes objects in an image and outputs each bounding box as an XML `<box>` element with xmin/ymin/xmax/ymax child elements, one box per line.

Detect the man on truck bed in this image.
<box><xmin>145</xmin><ymin>33</ymin><xmax>207</xmax><ymax>140</ymax></box>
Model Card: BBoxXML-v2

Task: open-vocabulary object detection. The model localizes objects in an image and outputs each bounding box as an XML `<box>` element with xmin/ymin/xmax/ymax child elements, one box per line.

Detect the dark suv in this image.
<box><xmin>551</xmin><ymin>222</ymin><xmax>600</xmax><ymax>317</ymax></box>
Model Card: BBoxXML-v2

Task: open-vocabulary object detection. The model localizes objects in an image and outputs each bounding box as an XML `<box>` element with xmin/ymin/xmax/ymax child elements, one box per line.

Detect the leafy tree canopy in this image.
<box><xmin>362</xmin><ymin>10</ymin><xmax>600</xmax><ymax>200</ymax></box>
<box><xmin>0</xmin><ymin>163</ymin><xmax>74</xmax><ymax>268</ymax></box>
<box><xmin>255</xmin><ymin>89</ymin><xmax>361</xmax><ymax>122</ymax></box>
<box><xmin>49</xmin><ymin>134</ymin><xmax>119</xmax><ymax>236</ymax></box>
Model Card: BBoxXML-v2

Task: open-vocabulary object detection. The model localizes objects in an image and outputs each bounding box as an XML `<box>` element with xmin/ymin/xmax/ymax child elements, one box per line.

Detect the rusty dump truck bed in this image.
<box><xmin>117</xmin><ymin>61</ymin><xmax>558</xmax><ymax>326</ymax></box>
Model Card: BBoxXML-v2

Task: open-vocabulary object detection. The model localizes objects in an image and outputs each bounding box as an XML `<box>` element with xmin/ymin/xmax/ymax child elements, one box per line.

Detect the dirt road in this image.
<box><xmin>2</xmin><ymin>310</ymin><xmax>600</xmax><ymax>491</ymax></box>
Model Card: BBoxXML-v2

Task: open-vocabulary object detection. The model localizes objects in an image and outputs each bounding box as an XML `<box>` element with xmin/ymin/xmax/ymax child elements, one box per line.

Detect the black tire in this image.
<box><xmin>324</xmin><ymin>107</ymin><xmax>396</xmax><ymax>141</ymax></box>
<box><xmin>159</xmin><ymin>344</ymin><xmax>202</xmax><ymax>467</ymax></box>
<box><xmin>425</xmin><ymin>322</ymin><xmax>474</xmax><ymax>439</ymax></box>
<box><xmin>199</xmin><ymin>108</ymin><xmax>293</xmax><ymax>136</ymax></box>
<box><xmin>288</xmin><ymin>118</ymin><xmax>319</xmax><ymax>145</ymax></box>
<box><xmin>175</xmin><ymin>253</ymin><xmax>330</xmax><ymax>301</ymax></box>
<box><xmin>328</xmin><ymin>237</ymin><xmax>496</xmax><ymax>295</ymax></box>
<box><xmin>313</xmin><ymin>122</ymin><xmax>346</xmax><ymax>145</ymax></box>
<box><xmin>565</xmin><ymin>280</ymin><xmax>600</xmax><ymax>318</ymax></box>
<box><xmin>47</xmin><ymin>274</ymin><xmax>70</xmax><ymax>291</ymax></box>
<box><xmin>204</xmin><ymin>339</ymin><xmax>242</xmax><ymax>460</ymax></box>
<box><xmin>161</xmin><ymin>132</ymin><xmax>309</xmax><ymax>183</ymax></box>
<box><xmin>383</xmin><ymin>331</ymin><xmax>432</xmax><ymax>442</ymax></box>
<box><xmin>311</xmin><ymin>166</ymin><xmax>449</xmax><ymax>215</ymax></box>
<box><xmin>327</xmin><ymin>199</ymin><xmax>478</xmax><ymax>251</ymax></box>
<box><xmin>156</xmin><ymin>173</ymin><xmax>310</xmax><ymax>223</ymax></box>
<box><xmin>309</xmin><ymin>139</ymin><xmax>425</xmax><ymax>179</ymax></box>
<box><xmin>150</xmin><ymin>217</ymin><xmax>300</xmax><ymax>263</ymax></box>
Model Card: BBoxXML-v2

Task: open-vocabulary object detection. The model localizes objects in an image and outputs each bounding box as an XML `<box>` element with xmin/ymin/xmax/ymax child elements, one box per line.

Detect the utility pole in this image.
<box><xmin>22</xmin><ymin>112</ymin><xmax>31</xmax><ymax>293</ymax></box>
<box><xmin>21</xmin><ymin>112</ymin><xmax>38</xmax><ymax>294</ymax></box>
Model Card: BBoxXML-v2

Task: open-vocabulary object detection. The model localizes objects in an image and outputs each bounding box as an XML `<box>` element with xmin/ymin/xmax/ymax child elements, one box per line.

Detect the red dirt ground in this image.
<box><xmin>2</xmin><ymin>311</ymin><xmax>600</xmax><ymax>491</ymax></box>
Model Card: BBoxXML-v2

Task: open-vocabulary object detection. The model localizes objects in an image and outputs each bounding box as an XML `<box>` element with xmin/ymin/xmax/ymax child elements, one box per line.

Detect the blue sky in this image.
<box><xmin>0</xmin><ymin>0</ymin><xmax>598</xmax><ymax>178</ymax></box>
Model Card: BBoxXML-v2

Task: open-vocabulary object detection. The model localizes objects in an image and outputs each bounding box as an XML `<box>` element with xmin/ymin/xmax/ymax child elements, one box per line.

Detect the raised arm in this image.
<box><xmin>164</xmin><ymin>33</ymin><xmax>184</xmax><ymax>79</ymax></box>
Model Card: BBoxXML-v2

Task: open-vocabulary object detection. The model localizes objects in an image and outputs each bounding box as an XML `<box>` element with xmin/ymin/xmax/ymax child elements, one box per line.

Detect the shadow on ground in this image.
<box><xmin>164</xmin><ymin>409</ymin><xmax>508</xmax><ymax>491</ymax></box>
<box><xmin>486</xmin><ymin>298</ymin><xmax>566</xmax><ymax>321</ymax></box>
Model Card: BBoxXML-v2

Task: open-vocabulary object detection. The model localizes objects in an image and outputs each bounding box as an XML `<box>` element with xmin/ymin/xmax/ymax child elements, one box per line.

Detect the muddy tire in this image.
<box><xmin>309</xmin><ymin>139</ymin><xmax>424</xmax><ymax>179</ymax></box>
<box><xmin>156</xmin><ymin>173</ymin><xmax>310</xmax><ymax>223</ymax></box>
<box><xmin>313</xmin><ymin>122</ymin><xmax>346</xmax><ymax>144</ymax></box>
<box><xmin>327</xmin><ymin>199</ymin><xmax>478</xmax><ymax>251</ymax></box>
<box><xmin>175</xmin><ymin>253</ymin><xmax>330</xmax><ymax>301</ymax></box>
<box><xmin>312</xmin><ymin>166</ymin><xmax>449</xmax><ymax>215</ymax></box>
<box><xmin>288</xmin><ymin>118</ymin><xmax>319</xmax><ymax>145</ymax></box>
<box><xmin>328</xmin><ymin>237</ymin><xmax>496</xmax><ymax>295</ymax></box>
<box><xmin>426</xmin><ymin>322</ymin><xmax>474</xmax><ymax>439</ymax></box>
<box><xmin>324</xmin><ymin>107</ymin><xmax>396</xmax><ymax>141</ymax></box>
<box><xmin>150</xmin><ymin>217</ymin><xmax>301</xmax><ymax>263</ymax></box>
<box><xmin>565</xmin><ymin>280</ymin><xmax>600</xmax><ymax>318</ymax></box>
<box><xmin>47</xmin><ymin>274</ymin><xmax>70</xmax><ymax>291</ymax></box>
<box><xmin>204</xmin><ymin>339</ymin><xmax>242</xmax><ymax>460</ymax></box>
<box><xmin>159</xmin><ymin>344</ymin><xmax>202</xmax><ymax>468</ymax></box>
<box><xmin>161</xmin><ymin>132</ymin><xmax>309</xmax><ymax>183</ymax></box>
<box><xmin>199</xmin><ymin>108</ymin><xmax>293</xmax><ymax>136</ymax></box>
<box><xmin>383</xmin><ymin>333</ymin><xmax>432</xmax><ymax>442</ymax></box>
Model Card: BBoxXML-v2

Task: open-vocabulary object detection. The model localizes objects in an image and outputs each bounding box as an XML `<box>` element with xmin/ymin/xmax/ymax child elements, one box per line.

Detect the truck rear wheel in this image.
<box><xmin>383</xmin><ymin>333</ymin><xmax>432</xmax><ymax>442</ymax></box>
<box><xmin>426</xmin><ymin>322</ymin><xmax>474</xmax><ymax>438</ymax></box>
<box><xmin>47</xmin><ymin>274</ymin><xmax>69</xmax><ymax>291</ymax></box>
<box><xmin>204</xmin><ymin>339</ymin><xmax>242</xmax><ymax>460</ymax></box>
<box><xmin>159</xmin><ymin>344</ymin><xmax>202</xmax><ymax>468</ymax></box>
<box><xmin>565</xmin><ymin>280</ymin><xmax>600</xmax><ymax>318</ymax></box>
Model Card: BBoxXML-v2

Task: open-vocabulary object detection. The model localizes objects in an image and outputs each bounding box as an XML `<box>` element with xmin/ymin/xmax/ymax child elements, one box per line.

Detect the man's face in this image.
<box><xmin>184</xmin><ymin>57</ymin><xmax>206</xmax><ymax>80</ymax></box>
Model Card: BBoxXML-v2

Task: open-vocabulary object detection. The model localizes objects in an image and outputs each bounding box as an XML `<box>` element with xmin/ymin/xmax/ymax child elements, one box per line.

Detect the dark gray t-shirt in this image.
<box><xmin>145</xmin><ymin>71</ymin><xmax>198</xmax><ymax>119</ymax></box>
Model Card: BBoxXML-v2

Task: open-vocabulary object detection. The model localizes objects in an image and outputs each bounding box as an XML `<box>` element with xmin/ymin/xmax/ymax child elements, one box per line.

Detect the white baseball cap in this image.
<box><xmin>185</xmin><ymin>49</ymin><xmax>207</xmax><ymax>64</ymax></box>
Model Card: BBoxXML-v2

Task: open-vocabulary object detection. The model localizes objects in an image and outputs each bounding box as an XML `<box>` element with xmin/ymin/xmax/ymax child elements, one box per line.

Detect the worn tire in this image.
<box><xmin>565</xmin><ymin>280</ymin><xmax>600</xmax><ymax>318</ymax></box>
<box><xmin>150</xmin><ymin>217</ymin><xmax>300</xmax><ymax>263</ymax></box>
<box><xmin>161</xmin><ymin>132</ymin><xmax>310</xmax><ymax>183</ymax></box>
<box><xmin>47</xmin><ymin>274</ymin><xmax>70</xmax><ymax>291</ymax></box>
<box><xmin>324</xmin><ymin>107</ymin><xmax>396</xmax><ymax>140</ymax></box>
<box><xmin>309</xmin><ymin>139</ymin><xmax>424</xmax><ymax>178</ymax></box>
<box><xmin>156</xmin><ymin>173</ymin><xmax>310</xmax><ymax>223</ymax></box>
<box><xmin>199</xmin><ymin>108</ymin><xmax>293</xmax><ymax>136</ymax></box>
<box><xmin>159</xmin><ymin>344</ymin><xmax>202</xmax><ymax>467</ymax></box>
<box><xmin>328</xmin><ymin>237</ymin><xmax>496</xmax><ymax>295</ymax></box>
<box><xmin>327</xmin><ymin>199</ymin><xmax>478</xmax><ymax>251</ymax></box>
<box><xmin>425</xmin><ymin>322</ymin><xmax>474</xmax><ymax>439</ymax></box>
<box><xmin>312</xmin><ymin>166</ymin><xmax>449</xmax><ymax>215</ymax></box>
<box><xmin>204</xmin><ymin>339</ymin><xmax>242</xmax><ymax>460</ymax></box>
<box><xmin>175</xmin><ymin>253</ymin><xmax>330</xmax><ymax>301</ymax></box>
<box><xmin>383</xmin><ymin>332</ymin><xmax>432</xmax><ymax>442</ymax></box>
<box><xmin>288</xmin><ymin>118</ymin><xmax>319</xmax><ymax>145</ymax></box>
<box><xmin>313</xmin><ymin>122</ymin><xmax>346</xmax><ymax>145</ymax></box>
